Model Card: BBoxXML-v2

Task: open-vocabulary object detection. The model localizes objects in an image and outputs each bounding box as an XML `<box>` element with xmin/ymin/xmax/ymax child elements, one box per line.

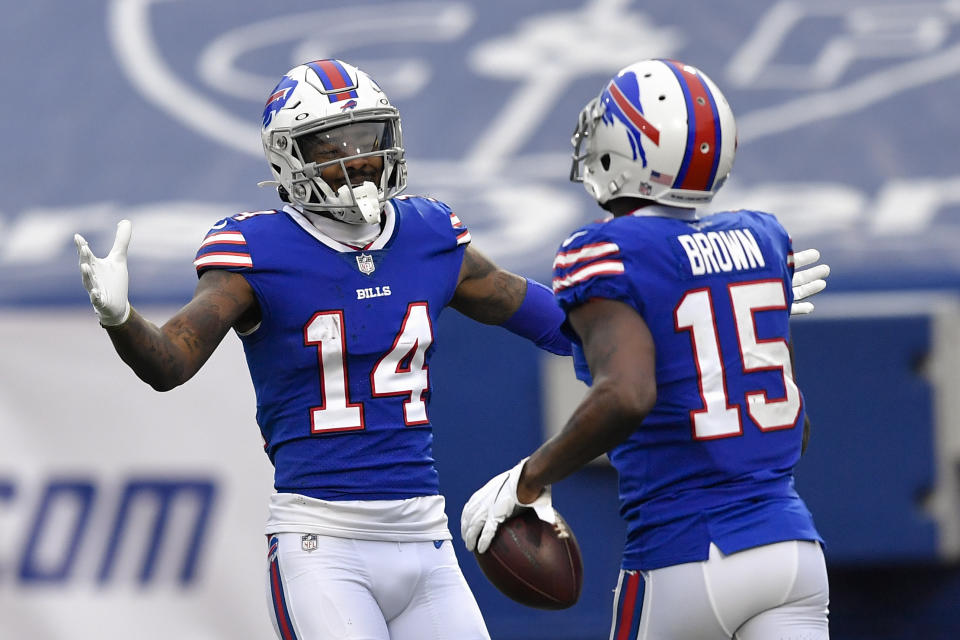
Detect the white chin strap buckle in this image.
<box><xmin>338</xmin><ymin>181</ymin><xmax>382</xmax><ymax>224</ymax></box>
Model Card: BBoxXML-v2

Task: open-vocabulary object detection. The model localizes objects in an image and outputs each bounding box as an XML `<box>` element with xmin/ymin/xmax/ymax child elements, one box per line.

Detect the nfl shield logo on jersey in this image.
<box><xmin>356</xmin><ymin>253</ymin><xmax>375</xmax><ymax>275</ymax></box>
<box><xmin>301</xmin><ymin>533</ymin><xmax>318</xmax><ymax>552</ymax></box>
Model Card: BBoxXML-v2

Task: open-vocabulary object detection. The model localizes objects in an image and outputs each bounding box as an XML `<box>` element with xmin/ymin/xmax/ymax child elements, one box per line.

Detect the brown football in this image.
<box><xmin>473</xmin><ymin>507</ymin><xmax>583</xmax><ymax>610</ymax></box>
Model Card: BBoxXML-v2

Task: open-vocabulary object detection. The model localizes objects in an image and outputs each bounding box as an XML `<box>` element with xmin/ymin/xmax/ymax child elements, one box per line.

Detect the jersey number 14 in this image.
<box><xmin>304</xmin><ymin>302</ymin><xmax>432</xmax><ymax>433</ymax></box>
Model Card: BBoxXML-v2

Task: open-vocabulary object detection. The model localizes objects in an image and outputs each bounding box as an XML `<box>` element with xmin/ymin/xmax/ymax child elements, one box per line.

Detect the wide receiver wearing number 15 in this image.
<box><xmin>463</xmin><ymin>59</ymin><xmax>831</xmax><ymax>639</ymax></box>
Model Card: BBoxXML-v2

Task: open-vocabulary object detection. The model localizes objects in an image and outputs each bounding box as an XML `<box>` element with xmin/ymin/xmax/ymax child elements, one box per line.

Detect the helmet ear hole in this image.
<box><xmin>600</xmin><ymin>154</ymin><xmax>611</xmax><ymax>171</ymax></box>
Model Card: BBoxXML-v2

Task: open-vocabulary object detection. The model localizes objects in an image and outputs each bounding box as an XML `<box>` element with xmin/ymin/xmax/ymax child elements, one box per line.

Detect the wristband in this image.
<box><xmin>500</xmin><ymin>279</ymin><xmax>573</xmax><ymax>356</ymax></box>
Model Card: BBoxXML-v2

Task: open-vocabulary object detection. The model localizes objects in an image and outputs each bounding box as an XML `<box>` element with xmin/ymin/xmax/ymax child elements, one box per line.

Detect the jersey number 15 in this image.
<box><xmin>675</xmin><ymin>279</ymin><xmax>801</xmax><ymax>440</ymax></box>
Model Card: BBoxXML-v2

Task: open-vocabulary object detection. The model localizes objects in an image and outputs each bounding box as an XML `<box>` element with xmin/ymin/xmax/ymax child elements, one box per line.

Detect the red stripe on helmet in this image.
<box><xmin>316</xmin><ymin>59</ymin><xmax>349</xmax><ymax>90</ymax></box>
<box><xmin>266</xmin><ymin>88</ymin><xmax>288</xmax><ymax>106</ymax></box>
<box><xmin>673</xmin><ymin>64</ymin><xmax>719</xmax><ymax>192</ymax></box>
<box><xmin>609</xmin><ymin>83</ymin><xmax>660</xmax><ymax>146</ymax></box>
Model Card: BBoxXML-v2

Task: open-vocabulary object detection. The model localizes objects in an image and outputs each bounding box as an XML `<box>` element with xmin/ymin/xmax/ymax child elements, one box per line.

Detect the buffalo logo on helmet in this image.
<box><xmin>262</xmin><ymin>76</ymin><xmax>298</xmax><ymax>127</ymax></box>
<box><xmin>601</xmin><ymin>71</ymin><xmax>661</xmax><ymax>167</ymax></box>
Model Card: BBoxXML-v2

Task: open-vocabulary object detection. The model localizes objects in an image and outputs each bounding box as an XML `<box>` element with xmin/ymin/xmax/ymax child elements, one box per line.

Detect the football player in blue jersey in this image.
<box><xmin>73</xmin><ymin>59</ymin><xmax>577</xmax><ymax>640</ymax></box>
<box><xmin>462</xmin><ymin>59</ymin><xmax>831</xmax><ymax>639</ymax></box>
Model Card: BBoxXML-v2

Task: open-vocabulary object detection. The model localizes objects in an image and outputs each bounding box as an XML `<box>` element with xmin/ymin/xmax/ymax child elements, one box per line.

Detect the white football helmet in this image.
<box><xmin>571</xmin><ymin>59</ymin><xmax>737</xmax><ymax>208</ymax></box>
<box><xmin>261</xmin><ymin>59</ymin><xmax>407</xmax><ymax>224</ymax></box>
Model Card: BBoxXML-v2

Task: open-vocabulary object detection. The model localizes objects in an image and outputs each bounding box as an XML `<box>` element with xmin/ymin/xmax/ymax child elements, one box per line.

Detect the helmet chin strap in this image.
<box><xmin>336</xmin><ymin>181</ymin><xmax>382</xmax><ymax>224</ymax></box>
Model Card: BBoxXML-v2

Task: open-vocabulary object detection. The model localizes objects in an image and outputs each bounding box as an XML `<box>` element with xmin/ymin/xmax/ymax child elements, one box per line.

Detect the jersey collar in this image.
<box><xmin>285</xmin><ymin>202</ymin><xmax>397</xmax><ymax>252</ymax></box>
<box><xmin>630</xmin><ymin>204</ymin><xmax>700</xmax><ymax>221</ymax></box>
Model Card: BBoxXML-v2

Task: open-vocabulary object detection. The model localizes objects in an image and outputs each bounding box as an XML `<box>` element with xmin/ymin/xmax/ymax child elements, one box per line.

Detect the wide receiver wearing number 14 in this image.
<box><xmin>75</xmin><ymin>59</ymin><xmax>827</xmax><ymax>640</ymax></box>
<box><xmin>463</xmin><ymin>59</ymin><xmax>831</xmax><ymax>639</ymax></box>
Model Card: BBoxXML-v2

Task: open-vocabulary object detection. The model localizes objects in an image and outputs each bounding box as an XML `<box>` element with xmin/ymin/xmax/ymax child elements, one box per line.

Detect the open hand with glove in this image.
<box><xmin>74</xmin><ymin>220</ymin><xmax>133</xmax><ymax>327</ymax></box>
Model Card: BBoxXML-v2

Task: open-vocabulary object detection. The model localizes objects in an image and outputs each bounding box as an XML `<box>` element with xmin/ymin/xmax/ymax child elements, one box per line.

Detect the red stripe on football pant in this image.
<box><xmin>615</xmin><ymin>572</ymin><xmax>641</xmax><ymax>640</ymax></box>
<box><xmin>271</xmin><ymin>560</ymin><xmax>296</xmax><ymax>640</ymax></box>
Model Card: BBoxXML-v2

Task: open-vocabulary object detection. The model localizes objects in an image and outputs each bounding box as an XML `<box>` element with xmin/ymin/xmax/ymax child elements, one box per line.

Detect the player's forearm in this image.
<box><xmin>519</xmin><ymin>380</ymin><xmax>649</xmax><ymax>501</ymax></box>
<box><xmin>451</xmin><ymin>266</ymin><xmax>526</xmax><ymax>324</ymax></box>
<box><xmin>103</xmin><ymin>307</ymin><xmax>200</xmax><ymax>392</ymax></box>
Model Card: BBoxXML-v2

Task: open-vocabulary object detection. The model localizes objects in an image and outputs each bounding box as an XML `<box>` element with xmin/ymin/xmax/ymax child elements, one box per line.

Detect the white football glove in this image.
<box><xmin>74</xmin><ymin>220</ymin><xmax>133</xmax><ymax>326</ymax></box>
<box><xmin>791</xmin><ymin>248</ymin><xmax>830</xmax><ymax>315</ymax></box>
<box><xmin>461</xmin><ymin>457</ymin><xmax>556</xmax><ymax>554</ymax></box>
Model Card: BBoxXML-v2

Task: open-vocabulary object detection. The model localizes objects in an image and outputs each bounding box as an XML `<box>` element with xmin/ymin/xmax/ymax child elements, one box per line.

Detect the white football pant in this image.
<box><xmin>266</xmin><ymin>533</ymin><xmax>490</xmax><ymax>640</ymax></box>
<box><xmin>610</xmin><ymin>540</ymin><xmax>829</xmax><ymax>639</ymax></box>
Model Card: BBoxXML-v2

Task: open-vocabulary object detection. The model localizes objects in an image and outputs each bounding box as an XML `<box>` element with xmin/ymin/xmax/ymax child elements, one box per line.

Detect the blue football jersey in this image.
<box><xmin>553</xmin><ymin>209</ymin><xmax>822</xmax><ymax>571</ymax></box>
<box><xmin>194</xmin><ymin>197</ymin><xmax>471</xmax><ymax>500</ymax></box>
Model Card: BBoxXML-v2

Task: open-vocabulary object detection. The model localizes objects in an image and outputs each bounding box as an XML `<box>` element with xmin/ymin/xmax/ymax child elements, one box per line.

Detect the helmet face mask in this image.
<box><xmin>569</xmin><ymin>96</ymin><xmax>601</xmax><ymax>184</ymax></box>
<box><xmin>261</xmin><ymin>60</ymin><xmax>407</xmax><ymax>224</ymax></box>
<box><xmin>294</xmin><ymin>120</ymin><xmax>394</xmax><ymax>198</ymax></box>
<box><xmin>570</xmin><ymin>59</ymin><xmax>737</xmax><ymax>209</ymax></box>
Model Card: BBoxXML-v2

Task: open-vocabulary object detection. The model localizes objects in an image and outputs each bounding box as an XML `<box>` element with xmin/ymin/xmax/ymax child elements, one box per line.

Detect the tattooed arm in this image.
<box><xmin>103</xmin><ymin>270</ymin><xmax>258</xmax><ymax>391</ymax></box>
<box><xmin>449</xmin><ymin>245</ymin><xmax>528</xmax><ymax>324</ymax></box>
<box><xmin>449</xmin><ymin>245</ymin><xmax>572</xmax><ymax>356</ymax></box>
<box><xmin>515</xmin><ymin>298</ymin><xmax>657</xmax><ymax>503</ymax></box>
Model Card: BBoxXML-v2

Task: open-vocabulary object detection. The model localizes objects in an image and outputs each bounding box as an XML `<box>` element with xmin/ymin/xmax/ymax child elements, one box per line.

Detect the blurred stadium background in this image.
<box><xmin>2</xmin><ymin>0</ymin><xmax>960</xmax><ymax>638</ymax></box>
